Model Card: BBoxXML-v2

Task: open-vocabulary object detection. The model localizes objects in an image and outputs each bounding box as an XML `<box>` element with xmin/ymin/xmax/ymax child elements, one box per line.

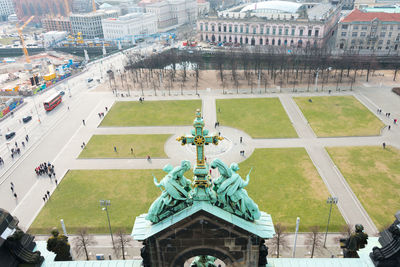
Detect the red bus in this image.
<box><xmin>44</xmin><ymin>92</ymin><xmax>63</xmax><ymax>111</ymax></box>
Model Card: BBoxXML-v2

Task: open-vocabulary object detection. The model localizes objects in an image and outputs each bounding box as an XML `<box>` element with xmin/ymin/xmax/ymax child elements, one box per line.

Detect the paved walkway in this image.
<box><xmin>5</xmin><ymin>86</ymin><xmax>400</xmax><ymax>236</ymax></box>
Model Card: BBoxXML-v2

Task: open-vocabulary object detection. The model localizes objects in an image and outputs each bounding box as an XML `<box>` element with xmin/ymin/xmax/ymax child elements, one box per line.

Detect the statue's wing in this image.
<box><xmin>211</xmin><ymin>159</ymin><xmax>232</xmax><ymax>177</ymax></box>
<box><xmin>164</xmin><ymin>177</ymin><xmax>188</xmax><ymax>200</ymax></box>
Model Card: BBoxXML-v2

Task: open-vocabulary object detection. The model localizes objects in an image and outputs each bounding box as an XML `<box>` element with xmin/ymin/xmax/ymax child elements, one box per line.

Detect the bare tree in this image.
<box><xmin>305</xmin><ymin>226</ymin><xmax>323</xmax><ymax>258</ymax></box>
<box><xmin>270</xmin><ymin>223</ymin><xmax>288</xmax><ymax>258</ymax></box>
<box><xmin>73</xmin><ymin>228</ymin><xmax>97</xmax><ymax>261</ymax></box>
<box><xmin>114</xmin><ymin>229</ymin><xmax>132</xmax><ymax>260</ymax></box>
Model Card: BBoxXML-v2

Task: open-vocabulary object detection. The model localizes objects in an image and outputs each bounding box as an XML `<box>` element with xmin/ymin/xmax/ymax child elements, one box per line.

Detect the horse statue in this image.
<box><xmin>210</xmin><ymin>158</ymin><xmax>261</xmax><ymax>221</ymax></box>
<box><xmin>146</xmin><ymin>160</ymin><xmax>192</xmax><ymax>223</ymax></box>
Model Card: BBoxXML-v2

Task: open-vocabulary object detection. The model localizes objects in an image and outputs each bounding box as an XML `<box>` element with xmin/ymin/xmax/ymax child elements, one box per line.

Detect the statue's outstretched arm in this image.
<box><xmin>153</xmin><ymin>175</ymin><xmax>162</xmax><ymax>188</ymax></box>
<box><xmin>243</xmin><ymin>168</ymin><xmax>253</xmax><ymax>187</ymax></box>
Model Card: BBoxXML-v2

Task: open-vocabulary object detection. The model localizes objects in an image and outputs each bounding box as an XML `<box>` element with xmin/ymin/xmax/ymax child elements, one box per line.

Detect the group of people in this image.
<box><xmin>10</xmin><ymin>182</ymin><xmax>17</xmax><ymax>199</ymax></box>
<box><xmin>377</xmin><ymin>109</ymin><xmax>398</xmax><ymax>128</ymax></box>
<box><xmin>97</xmin><ymin>112</ymin><xmax>105</xmax><ymax>118</ymax></box>
<box><xmin>11</xmin><ymin>141</ymin><xmax>24</xmax><ymax>158</ymax></box>
<box><xmin>42</xmin><ymin>190</ymin><xmax>51</xmax><ymax>202</ymax></box>
<box><xmin>35</xmin><ymin>162</ymin><xmax>56</xmax><ymax>178</ymax></box>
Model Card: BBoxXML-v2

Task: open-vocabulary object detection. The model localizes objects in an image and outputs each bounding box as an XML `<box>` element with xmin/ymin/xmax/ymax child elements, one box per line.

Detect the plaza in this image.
<box><xmin>0</xmin><ymin>55</ymin><xmax>400</xmax><ymax>260</ymax></box>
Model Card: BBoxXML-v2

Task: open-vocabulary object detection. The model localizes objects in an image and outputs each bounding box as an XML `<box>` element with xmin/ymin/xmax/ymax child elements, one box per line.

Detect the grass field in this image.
<box><xmin>78</xmin><ymin>134</ymin><xmax>170</xmax><ymax>158</ymax></box>
<box><xmin>327</xmin><ymin>146</ymin><xmax>400</xmax><ymax>230</ymax></box>
<box><xmin>294</xmin><ymin>96</ymin><xmax>384</xmax><ymax>137</ymax></box>
<box><xmin>238</xmin><ymin>148</ymin><xmax>345</xmax><ymax>232</ymax></box>
<box><xmin>216</xmin><ymin>98</ymin><xmax>297</xmax><ymax>138</ymax></box>
<box><xmin>0</xmin><ymin>37</ymin><xmax>18</xmax><ymax>45</ymax></box>
<box><xmin>100</xmin><ymin>100</ymin><xmax>201</xmax><ymax>127</ymax></box>
<box><xmin>30</xmin><ymin>149</ymin><xmax>345</xmax><ymax>234</ymax></box>
<box><xmin>29</xmin><ymin>169</ymin><xmax>164</xmax><ymax>234</ymax></box>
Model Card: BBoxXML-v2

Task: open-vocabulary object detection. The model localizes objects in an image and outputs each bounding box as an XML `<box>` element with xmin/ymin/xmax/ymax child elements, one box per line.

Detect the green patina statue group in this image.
<box><xmin>146</xmin><ymin>110</ymin><xmax>261</xmax><ymax>224</ymax></box>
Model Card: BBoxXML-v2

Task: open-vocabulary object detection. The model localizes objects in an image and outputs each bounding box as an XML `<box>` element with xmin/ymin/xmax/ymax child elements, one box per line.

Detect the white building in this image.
<box><xmin>0</xmin><ymin>0</ymin><xmax>14</xmax><ymax>21</ymax></box>
<box><xmin>43</xmin><ymin>31</ymin><xmax>68</xmax><ymax>47</ymax></box>
<box><xmin>197</xmin><ymin>0</ymin><xmax>210</xmax><ymax>16</ymax></box>
<box><xmin>70</xmin><ymin>10</ymin><xmax>119</xmax><ymax>39</ymax></box>
<box><xmin>145</xmin><ymin>0</ymin><xmax>197</xmax><ymax>30</ymax></box>
<box><xmin>102</xmin><ymin>12</ymin><xmax>157</xmax><ymax>40</ymax></box>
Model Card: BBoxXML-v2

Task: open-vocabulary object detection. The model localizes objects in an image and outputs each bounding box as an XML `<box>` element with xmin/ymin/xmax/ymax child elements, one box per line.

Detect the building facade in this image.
<box><xmin>102</xmin><ymin>12</ymin><xmax>157</xmax><ymax>40</ymax></box>
<box><xmin>145</xmin><ymin>0</ymin><xmax>197</xmax><ymax>30</ymax></box>
<box><xmin>336</xmin><ymin>9</ymin><xmax>400</xmax><ymax>52</ymax></box>
<box><xmin>70</xmin><ymin>10</ymin><xmax>118</xmax><ymax>39</ymax></box>
<box><xmin>13</xmin><ymin>0</ymin><xmax>72</xmax><ymax>20</ymax></box>
<box><xmin>197</xmin><ymin>1</ymin><xmax>341</xmax><ymax>49</ymax></box>
<box><xmin>42</xmin><ymin>17</ymin><xmax>72</xmax><ymax>33</ymax></box>
<box><xmin>0</xmin><ymin>0</ymin><xmax>14</xmax><ymax>21</ymax></box>
<box><xmin>197</xmin><ymin>0</ymin><xmax>210</xmax><ymax>16</ymax></box>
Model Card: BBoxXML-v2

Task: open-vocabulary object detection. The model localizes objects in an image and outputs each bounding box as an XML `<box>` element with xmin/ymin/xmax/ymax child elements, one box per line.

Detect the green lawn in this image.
<box><xmin>30</xmin><ymin>149</ymin><xmax>346</xmax><ymax>234</ymax></box>
<box><xmin>216</xmin><ymin>98</ymin><xmax>297</xmax><ymax>138</ymax></box>
<box><xmin>238</xmin><ymin>148</ymin><xmax>345</xmax><ymax>232</ymax></box>
<box><xmin>327</xmin><ymin>146</ymin><xmax>400</xmax><ymax>230</ymax></box>
<box><xmin>101</xmin><ymin>100</ymin><xmax>201</xmax><ymax>126</ymax></box>
<box><xmin>78</xmin><ymin>134</ymin><xmax>170</xmax><ymax>158</ymax></box>
<box><xmin>29</xmin><ymin>169</ymin><xmax>164</xmax><ymax>234</ymax></box>
<box><xmin>0</xmin><ymin>37</ymin><xmax>18</xmax><ymax>45</ymax></box>
<box><xmin>294</xmin><ymin>96</ymin><xmax>384</xmax><ymax>137</ymax></box>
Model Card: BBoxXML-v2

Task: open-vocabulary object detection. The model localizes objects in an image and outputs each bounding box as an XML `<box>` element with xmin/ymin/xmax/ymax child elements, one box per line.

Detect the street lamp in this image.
<box><xmin>324</xmin><ymin>196</ymin><xmax>338</xmax><ymax>247</ymax></box>
<box><xmin>100</xmin><ymin>200</ymin><xmax>115</xmax><ymax>248</ymax></box>
<box><xmin>314</xmin><ymin>68</ymin><xmax>320</xmax><ymax>92</ymax></box>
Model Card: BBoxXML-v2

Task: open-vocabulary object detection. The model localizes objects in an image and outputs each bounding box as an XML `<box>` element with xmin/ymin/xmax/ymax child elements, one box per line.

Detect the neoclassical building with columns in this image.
<box><xmin>197</xmin><ymin>1</ymin><xmax>342</xmax><ymax>49</ymax></box>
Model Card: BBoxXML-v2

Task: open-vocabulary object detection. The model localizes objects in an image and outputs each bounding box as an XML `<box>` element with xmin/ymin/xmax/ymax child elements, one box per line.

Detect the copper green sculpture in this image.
<box><xmin>146</xmin><ymin>109</ymin><xmax>261</xmax><ymax>223</ymax></box>
<box><xmin>341</xmin><ymin>224</ymin><xmax>368</xmax><ymax>258</ymax></box>
<box><xmin>190</xmin><ymin>255</ymin><xmax>217</xmax><ymax>267</ymax></box>
<box><xmin>177</xmin><ymin>109</ymin><xmax>222</xmax><ymax>200</ymax></box>
<box><xmin>211</xmin><ymin>159</ymin><xmax>261</xmax><ymax>221</ymax></box>
<box><xmin>146</xmin><ymin>160</ymin><xmax>192</xmax><ymax>223</ymax></box>
<box><xmin>46</xmin><ymin>228</ymin><xmax>72</xmax><ymax>261</ymax></box>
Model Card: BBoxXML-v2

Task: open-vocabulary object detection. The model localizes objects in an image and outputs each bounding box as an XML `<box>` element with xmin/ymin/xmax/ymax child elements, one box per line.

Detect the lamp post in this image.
<box><xmin>324</xmin><ymin>196</ymin><xmax>338</xmax><ymax>247</ymax></box>
<box><xmin>100</xmin><ymin>200</ymin><xmax>115</xmax><ymax>248</ymax></box>
<box><xmin>292</xmin><ymin>217</ymin><xmax>300</xmax><ymax>258</ymax></box>
<box><xmin>314</xmin><ymin>68</ymin><xmax>320</xmax><ymax>92</ymax></box>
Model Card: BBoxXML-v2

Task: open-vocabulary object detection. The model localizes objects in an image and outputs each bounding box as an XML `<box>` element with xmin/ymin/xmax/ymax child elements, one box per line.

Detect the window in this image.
<box><xmin>360</xmin><ymin>32</ymin><xmax>366</xmax><ymax>37</ymax></box>
<box><xmin>351</xmin><ymin>39</ymin><xmax>356</xmax><ymax>44</ymax></box>
<box><xmin>266</xmin><ymin>27</ymin><xmax>270</xmax><ymax>34</ymax></box>
<box><xmin>387</xmin><ymin>40</ymin><xmax>391</xmax><ymax>45</ymax></box>
<box><xmin>212</xmin><ymin>25</ymin><xmax>215</xmax><ymax>31</ymax></box>
<box><xmin>246</xmin><ymin>26</ymin><xmax>249</xmax><ymax>33</ymax></box>
<box><xmin>260</xmin><ymin>27</ymin><xmax>263</xmax><ymax>34</ymax></box>
<box><xmin>299</xmin><ymin>29</ymin><xmax>303</xmax><ymax>36</ymax></box>
<box><xmin>381</xmin><ymin>26</ymin><xmax>387</xmax><ymax>30</ymax></box>
<box><xmin>200</xmin><ymin>24</ymin><xmax>203</xmax><ymax>31</ymax></box>
<box><xmin>389</xmin><ymin>32</ymin><xmax>392</xmax><ymax>37</ymax></box>
<box><xmin>272</xmin><ymin>28</ymin><xmax>276</xmax><ymax>35</ymax></box>
<box><xmin>218</xmin><ymin>25</ymin><xmax>221</xmax><ymax>32</ymax></box>
<box><xmin>205</xmin><ymin>25</ymin><xmax>208</xmax><ymax>31</ymax></box>
<box><xmin>229</xmin><ymin>25</ymin><xmax>232</xmax><ymax>32</ymax></box>
<box><xmin>291</xmin><ymin>28</ymin><xmax>295</xmax><ymax>36</ymax></box>
<box><xmin>342</xmin><ymin>25</ymin><xmax>348</xmax><ymax>29</ymax></box>
<box><xmin>380</xmin><ymin>32</ymin><xmax>386</xmax><ymax>37</ymax></box>
<box><xmin>223</xmin><ymin>25</ymin><xmax>226</xmax><ymax>32</ymax></box>
<box><xmin>240</xmin><ymin>25</ymin><xmax>243</xmax><ymax>33</ymax></box>
<box><xmin>308</xmin><ymin>29</ymin><xmax>312</xmax><ymax>36</ymax></box>
<box><xmin>285</xmin><ymin>28</ymin><xmax>289</xmax><ymax>35</ymax></box>
<box><xmin>234</xmin><ymin>26</ymin><xmax>237</xmax><ymax>33</ymax></box>
<box><xmin>341</xmin><ymin>32</ymin><xmax>347</xmax><ymax>37</ymax></box>
<box><xmin>253</xmin><ymin>27</ymin><xmax>256</xmax><ymax>34</ymax></box>
<box><xmin>315</xmin><ymin>29</ymin><xmax>319</xmax><ymax>37</ymax></box>
<box><xmin>361</xmin><ymin>26</ymin><xmax>367</xmax><ymax>30</ymax></box>
<box><xmin>353</xmin><ymin>25</ymin><xmax>359</xmax><ymax>30</ymax></box>
<box><xmin>352</xmin><ymin>32</ymin><xmax>358</xmax><ymax>37</ymax></box>
<box><xmin>390</xmin><ymin>25</ymin><xmax>394</xmax><ymax>30</ymax></box>
<box><xmin>279</xmin><ymin>28</ymin><xmax>282</xmax><ymax>35</ymax></box>
<box><xmin>386</xmin><ymin>46</ymin><xmax>389</xmax><ymax>50</ymax></box>
<box><xmin>378</xmin><ymin>40</ymin><xmax>383</xmax><ymax>45</ymax></box>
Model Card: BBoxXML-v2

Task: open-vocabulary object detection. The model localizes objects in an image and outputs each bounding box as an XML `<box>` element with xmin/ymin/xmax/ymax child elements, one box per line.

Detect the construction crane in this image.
<box><xmin>92</xmin><ymin>0</ymin><xmax>96</xmax><ymax>12</ymax></box>
<box><xmin>64</xmin><ymin>0</ymin><xmax>70</xmax><ymax>14</ymax></box>
<box><xmin>16</xmin><ymin>15</ymin><xmax>34</xmax><ymax>64</ymax></box>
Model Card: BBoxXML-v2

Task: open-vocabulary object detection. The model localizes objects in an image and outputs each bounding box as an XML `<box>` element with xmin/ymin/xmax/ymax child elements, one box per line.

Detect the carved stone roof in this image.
<box><xmin>132</xmin><ymin>200</ymin><xmax>275</xmax><ymax>240</ymax></box>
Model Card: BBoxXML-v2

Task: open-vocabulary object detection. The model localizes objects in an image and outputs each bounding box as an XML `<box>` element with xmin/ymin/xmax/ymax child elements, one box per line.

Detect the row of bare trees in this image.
<box><xmin>109</xmin><ymin>48</ymin><xmax>400</xmax><ymax>96</ymax></box>
<box><xmin>73</xmin><ymin>228</ymin><xmax>132</xmax><ymax>260</ymax></box>
<box><xmin>270</xmin><ymin>223</ymin><xmax>354</xmax><ymax>258</ymax></box>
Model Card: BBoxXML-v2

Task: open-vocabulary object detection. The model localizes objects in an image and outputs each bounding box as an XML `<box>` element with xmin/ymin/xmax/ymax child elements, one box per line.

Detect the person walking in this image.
<box><xmin>10</xmin><ymin>186</ymin><xmax>14</xmax><ymax>193</ymax></box>
<box><xmin>43</xmin><ymin>197</ymin><xmax>46</xmax><ymax>202</ymax></box>
<box><xmin>388</xmin><ymin>125</ymin><xmax>391</xmax><ymax>130</ymax></box>
<box><xmin>240</xmin><ymin>137</ymin><xmax>243</xmax><ymax>143</ymax></box>
<box><xmin>10</xmin><ymin>182</ymin><xmax>14</xmax><ymax>188</ymax></box>
<box><xmin>25</xmin><ymin>135</ymin><xmax>29</xmax><ymax>142</ymax></box>
<box><xmin>131</xmin><ymin>147</ymin><xmax>133</xmax><ymax>154</ymax></box>
<box><xmin>82</xmin><ymin>119</ymin><xmax>86</xmax><ymax>126</ymax></box>
<box><xmin>114</xmin><ymin>146</ymin><xmax>117</xmax><ymax>152</ymax></box>
<box><xmin>383</xmin><ymin>142</ymin><xmax>386</xmax><ymax>149</ymax></box>
<box><xmin>55</xmin><ymin>179</ymin><xmax>58</xmax><ymax>186</ymax></box>
<box><xmin>47</xmin><ymin>191</ymin><xmax>50</xmax><ymax>198</ymax></box>
<box><xmin>13</xmin><ymin>193</ymin><xmax>17</xmax><ymax>199</ymax></box>
<box><xmin>22</xmin><ymin>141</ymin><xmax>25</xmax><ymax>147</ymax></box>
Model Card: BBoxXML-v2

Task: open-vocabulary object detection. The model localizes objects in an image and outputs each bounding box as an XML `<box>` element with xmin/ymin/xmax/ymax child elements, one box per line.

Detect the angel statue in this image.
<box><xmin>210</xmin><ymin>158</ymin><xmax>261</xmax><ymax>221</ymax></box>
<box><xmin>146</xmin><ymin>160</ymin><xmax>192</xmax><ymax>223</ymax></box>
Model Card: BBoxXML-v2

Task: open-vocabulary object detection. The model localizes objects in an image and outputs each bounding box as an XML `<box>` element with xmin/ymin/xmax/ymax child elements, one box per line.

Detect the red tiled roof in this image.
<box><xmin>342</xmin><ymin>9</ymin><xmax>400</xmax><ymax>23</ymax></box>
<box><xmin>197</xmin><ymin>0</ymin><xmax>207</xmax><ymax>3</ymax></box>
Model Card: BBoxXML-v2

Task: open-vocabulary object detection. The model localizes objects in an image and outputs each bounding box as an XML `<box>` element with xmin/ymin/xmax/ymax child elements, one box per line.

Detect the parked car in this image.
<box><xmin>59</xmin><ymin>91</ymin><xmax>65</xmax><ymax>96</ymax></box>
<box><xmin>87</xmin><ymin>78</ymin><xmax>93</xmax><ymax>83</ymax></box>
<box><xmin>5</xmin><ymin>132</ymin><xmax>15</xmax><ymax>140</ymax></box>
<box><xmin>22</xmin><ymin>116</ymin><xmax>32</xmax><ymax>123</ymax></box>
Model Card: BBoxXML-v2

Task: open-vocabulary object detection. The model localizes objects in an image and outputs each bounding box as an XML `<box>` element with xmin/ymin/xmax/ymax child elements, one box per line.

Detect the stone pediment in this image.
<box><xmin>132</xmin><ymin>200</ymin><xmax>275</xmax><ymax>240</ymax></box>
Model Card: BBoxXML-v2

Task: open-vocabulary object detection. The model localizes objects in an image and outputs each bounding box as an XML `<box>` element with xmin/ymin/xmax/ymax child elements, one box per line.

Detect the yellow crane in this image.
<box><xmin>16</xmin><ymin>15</ymin><xmax>34</xmax><ymax>64</ymax></box>
<box><xmin>64</xmin><ymin>0</ymin><xmax>71</xmax><ymax>14</ymax></box>
<box><xmin>92</xmin><ymin>0</ymin><xmax>96</xmax><ymax>12</ymax></box>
